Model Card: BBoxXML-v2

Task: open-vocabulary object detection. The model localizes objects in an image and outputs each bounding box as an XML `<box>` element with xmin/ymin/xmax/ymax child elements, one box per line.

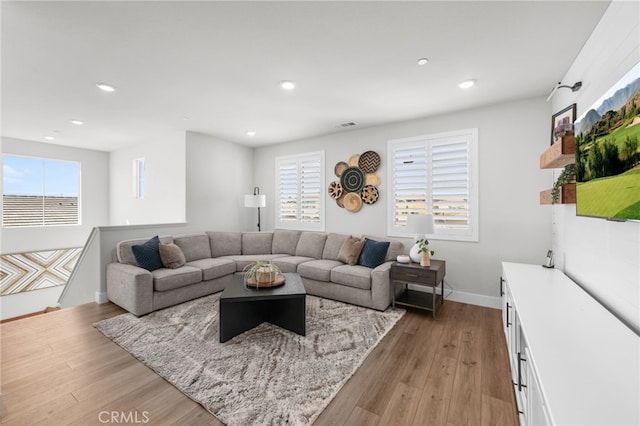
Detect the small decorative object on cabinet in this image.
<box><xmin>390</xmin><ymin>260</ymin><xmax>445</xmax><ymax>319</ymax></box>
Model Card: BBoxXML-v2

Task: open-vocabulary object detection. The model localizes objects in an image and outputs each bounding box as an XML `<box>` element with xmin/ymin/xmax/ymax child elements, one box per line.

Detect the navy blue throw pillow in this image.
<box><xmin>131</xmin><ymin>235</ymin><xmax>163</xmax><ymax>271</ymax></box>
<box><xmin>358</xmin><ymin>238</ymin><xmax>390</xmax><ymax>269</ymax></box>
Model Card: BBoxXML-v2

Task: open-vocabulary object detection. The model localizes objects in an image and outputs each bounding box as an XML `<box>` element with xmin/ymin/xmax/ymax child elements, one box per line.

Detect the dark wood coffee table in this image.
<box><xmin>219</xmin><ymin>272</ymin><xmax>306</xmax><ymax>343</ymax></box>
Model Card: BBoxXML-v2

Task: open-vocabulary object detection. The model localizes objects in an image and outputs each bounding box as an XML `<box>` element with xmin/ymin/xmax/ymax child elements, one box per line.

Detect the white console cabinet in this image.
<box><xmin>501</xmin><ymin>262</ymin><xmax>639</xmax><ymax>426</ymax></box>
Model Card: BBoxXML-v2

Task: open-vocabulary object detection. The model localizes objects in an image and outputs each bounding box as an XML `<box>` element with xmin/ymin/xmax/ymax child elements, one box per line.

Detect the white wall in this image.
<box><xmin>551</xmin><ymin>0</ymin><xmax>640</xmax><ymax>334</ymax></box>
<box><xmin>1</xmin><ymin>137</ymin><xmax>109</xmax><ymax>253</ymax></box>
<box><xmin>109</xmin><ymin>132</ymin><xmax>186</xmax><ymax>225</ymax></box>
<box><xmin>185</xmin><ymin>131</ymin><xmax>255</xmax><ymax>232</ymax></box>
<box><xmin>255</xmin><ymin>97</ymin><xmax>552</xmax><ymax>300</ymax></box>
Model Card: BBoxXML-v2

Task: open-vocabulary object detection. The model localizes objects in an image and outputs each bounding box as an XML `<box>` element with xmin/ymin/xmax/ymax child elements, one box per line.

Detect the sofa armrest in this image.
<box><xmin>106</xmin><ymin>263</ymin><xmax>154</xmax><ymax>316</ymax></box>
<box><xmin>370</xmin><ymin>261</ymin><xmax>394</xmax><ymax>310</ymax></box>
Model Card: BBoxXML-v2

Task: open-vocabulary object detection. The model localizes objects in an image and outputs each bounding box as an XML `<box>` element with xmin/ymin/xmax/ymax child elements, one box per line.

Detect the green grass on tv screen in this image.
<box><xmin>576</xmin><ymin>167</ymin><xmax>640</xmax><ymax>219</ymax></box>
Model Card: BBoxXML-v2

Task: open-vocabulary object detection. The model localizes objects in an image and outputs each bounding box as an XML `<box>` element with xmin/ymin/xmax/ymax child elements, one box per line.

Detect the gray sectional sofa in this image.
<box><xmin>106</xmin><ymin>230</ymin><xmax>405</xmax><ymax>316</ymax></box>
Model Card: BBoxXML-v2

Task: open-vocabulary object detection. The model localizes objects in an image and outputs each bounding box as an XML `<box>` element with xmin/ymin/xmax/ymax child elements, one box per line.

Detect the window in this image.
<box><xmin>387</xmin><ymin>128</ymin><xmax>478</xmax><ymax>241</ymax></box>
<box><xmin>275</xmin><ymin>151</ymin><xmax>324</xmax><ymax>231</ymax></box>
<box><xmin>133</xmin><ymin>158</ymin><xmax>145</xmax><ymax>199</ymax></box>
<box><xmin>2</xmin><ymin>155</ymin><xmax>80</xmax><ymax>227</ymax></box>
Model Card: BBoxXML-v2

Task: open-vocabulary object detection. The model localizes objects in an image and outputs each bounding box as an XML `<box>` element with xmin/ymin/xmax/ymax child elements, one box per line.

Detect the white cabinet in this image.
<box><xmin>501</xmin><ymin>262</ymin><xmax>639</xmax><ymax>426</ymax></box>
<box><xmin>526</xmin><ymin>347</ymin><xmax>551</xmax><ymax>426</ymax></box>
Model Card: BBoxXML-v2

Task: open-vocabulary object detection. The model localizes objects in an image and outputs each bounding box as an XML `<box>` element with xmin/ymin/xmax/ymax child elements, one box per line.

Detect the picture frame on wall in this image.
<box><xmin>551</xmin><ymin>103</ymin><xmax>576</xmax><ymax>145</ymax></box>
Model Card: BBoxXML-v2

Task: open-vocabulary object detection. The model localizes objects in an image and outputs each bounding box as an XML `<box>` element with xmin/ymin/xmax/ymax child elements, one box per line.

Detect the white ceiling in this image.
<box><xmin>2</xmin><ymin>1</ymin><xmax>610</xmax><ymax>152</ymax></box>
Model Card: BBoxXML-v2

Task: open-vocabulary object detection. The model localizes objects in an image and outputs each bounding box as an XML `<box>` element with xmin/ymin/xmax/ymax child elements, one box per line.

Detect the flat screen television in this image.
<box><xmin>574</xmin><ymin>61</ymin><xmax>640</xmax><ymax>221</ymax></box>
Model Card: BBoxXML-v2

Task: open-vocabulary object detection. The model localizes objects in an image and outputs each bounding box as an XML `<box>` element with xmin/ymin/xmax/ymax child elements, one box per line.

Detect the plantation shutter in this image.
<box><xmin>276</xmin><ymin>151</ymin><xmax>324</xmax><ymax>231</ymax></box>
<box><xmin>431</xmin><ymin>139</ymin><xmax>470</xmax><ymax>230</ymax></box>
<box><xmin>387</xmin><ymin>129</ymin><xmax>478</xmax><ymax>241</ymax></box>
<box><xmin>277</xmin><ymin>160</ymin><xmax>298</xmax><ymax>224</ymax></box>
<box><xmin>391</xmin><ymin>143</ymin><xmax>427</xmax><ymax>229</ymax></box>
<box><xmin>299</xmin><ymin>157</ymin><xmax>321</xmax><ymax>223</ymax></box>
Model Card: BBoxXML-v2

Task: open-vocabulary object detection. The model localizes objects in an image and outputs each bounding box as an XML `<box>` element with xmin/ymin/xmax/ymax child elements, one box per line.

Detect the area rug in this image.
<box><xmin>96</xmin><ymin>294</ymin><xmax>404</xmax><ymax>425</ymax></box>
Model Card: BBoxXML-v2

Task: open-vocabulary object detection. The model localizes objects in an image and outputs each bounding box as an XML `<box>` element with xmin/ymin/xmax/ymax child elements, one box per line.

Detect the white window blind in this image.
<box><xmin>275</xmin><ymin>151</ymin><xmax>324</xmax><ymax>231</ymax></box>
<box><xmin>2</xmin><ymin>155</ymin><xmax>81</xmax><ymax>228</ymax></box>
<box><xmin>387</xmin><ymin>129</ymin><xmax>478</xmax><ymax>241</ymax></box>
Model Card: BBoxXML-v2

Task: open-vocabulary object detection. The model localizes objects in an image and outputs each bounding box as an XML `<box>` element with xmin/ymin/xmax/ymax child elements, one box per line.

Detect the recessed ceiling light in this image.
<box><xmin>96</xmin><ymin>82</ymin><xmax>116</xmax><ymax>92</ymax></box>
<box><xmin>458</xmin><ymin>79</ymin><xmax>477</xmax><ymax>89</ymax></box>
<box><xmin>280</xmin><ymin>80</ymin><xmax>296</xmax><ymax>91</ymax></box>
<box><xmin>70</xmin><ymin>119</ymin><xmax>84</xmax><ymax>125</ymax></box>
<box><xmin>417</xmin><ymin>58</ymin><xmax>429</xmax><ymax>66</ymax></box>
<box><xmin>44</xmin><ymin>136</ymin><xmax>55</xmax><ymax>141</ymax></box>
<box><xmin>246</xmin><ymin>130</ymin><xmax>256</xmax><ymax>137</ymax></box>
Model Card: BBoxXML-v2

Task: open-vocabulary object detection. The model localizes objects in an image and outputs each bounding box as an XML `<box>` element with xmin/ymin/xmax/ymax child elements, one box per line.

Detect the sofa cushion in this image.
<box><xmin>131</xmin><ymin>236</ymin><xmax>164</xmax><ymax>271</ymax></box>
<box><xmin>219</xmin><ymin>254</ymin><xmax>288</xmax><ymax>272</ymax></box>
<box><xmin>272</xmin><ymin>256</ymin><xmax>315</xmax><ymax>273</ymax></box>
<box><xmin>298</xmin><ymin>259</ymin><xmax>343</xmax><ymax>282</ymax></box>
<box><xmin>363</xmin><ymin>234</ymin><xmax>405</xmax><ymax>262</ymax></box>
<box><xmin>271</xmin><ymin>230</ymin><xmax>301</xmax><ymax>255</ymax></box>
<box><xmin>186</xmin><ymin>258</ymin><xmax>236</xmax><ymax>281</ymax></box>
<box><xmin>174</xmin><ymin>233</ymin><xmax>212</xmax><ymax>262</ymax></box>
<box><xmin>358</xmin><ymin>238</ymin><xmax>390</xmax><ymax>269</ymax></box>
<box><xmin>208</xmin><ymin>232</ymin><xmax>242</xmax><ymax>258</ymax></box>
<box><xmin>117</xmin><ymin>236</ymin><xmax>173</xmax><ymax>266</ymax></box>
<box><xmin>242</xmin><ymin>233</ymin><xmax>273</xmax><ymax>255</ymax></box>
<box><xmin>337</xmin><ymin>236</ymin><xmax>365</xmax><ymax>266</ymax></box>
<box><xmin>152</xmin><ymin>265</ymin><xmax>202</xmax><ymax>292</ymax></box>
<box><xmin>322</xmin><ymin>233</ymin><xmax>349</xmax><ymax>261</ymax></box>
<box><xmin>331</xmin><ymin>264</ymin><xmax>372</xmax><ymax>290</ymax></box>
<box><xmin>159</xmin><ymin>243</ymin><xmax>186</xmax><ymax>269</ymax></box>
<box><xmin>296</xmin><ymin>232</ymin><xmax>327</xmax><ymax>259</ymax></box>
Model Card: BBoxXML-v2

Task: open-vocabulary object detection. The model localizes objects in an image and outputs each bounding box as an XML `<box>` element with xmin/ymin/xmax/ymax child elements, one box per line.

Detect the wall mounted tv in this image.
<box><xmin>574</xmin><ymin>61</ymin><xmax>640</xmax><ymax>221</ymax></box>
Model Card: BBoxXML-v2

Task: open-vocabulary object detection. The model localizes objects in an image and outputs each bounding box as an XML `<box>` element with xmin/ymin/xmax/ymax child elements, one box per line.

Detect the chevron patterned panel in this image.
<box><xmin>0</xmin><ymin>248</ymin><xmax>82</xmax><ymax>295</ymax></box>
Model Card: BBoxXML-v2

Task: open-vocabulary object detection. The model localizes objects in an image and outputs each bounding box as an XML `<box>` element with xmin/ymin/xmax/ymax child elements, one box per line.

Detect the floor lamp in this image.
<box><xmin>244</xmin><ymin>187</ymin><xmax>266</xmax><ymax>232</ymax></box>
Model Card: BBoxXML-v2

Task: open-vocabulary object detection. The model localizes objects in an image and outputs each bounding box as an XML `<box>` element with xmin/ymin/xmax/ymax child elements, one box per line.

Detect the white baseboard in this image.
<box><xmin>95</xmin><ymin>291</ymin><xmax>108</xmax><ymax>304</ymax></box>
<box><xmin>407</xmin><ymin>284</ymin><xmax>501</xmax><ymax>309</ymax></box>
<box><xmin>446</xmin><ymin>290</ymin><xmax>501</xmax><ymax>309</ymax></box>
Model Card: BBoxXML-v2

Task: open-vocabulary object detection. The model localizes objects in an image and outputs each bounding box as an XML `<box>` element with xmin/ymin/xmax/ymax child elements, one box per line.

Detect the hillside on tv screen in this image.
<box><xmin>575</xmin><ymin>62</ymin><xmax>640</xmax><ymax>221</ymax></box>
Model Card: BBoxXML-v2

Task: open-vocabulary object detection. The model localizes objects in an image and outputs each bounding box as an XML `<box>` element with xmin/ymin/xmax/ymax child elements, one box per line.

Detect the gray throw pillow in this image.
<box><xmin>337</xmin><ymin>236</ymin><xmax>365</xmax><ymax>266</ymax></box>
<box><xmin>159</xmin><ymin>243</ymin><xmax>186</xmax><ymax>269</ymax></box>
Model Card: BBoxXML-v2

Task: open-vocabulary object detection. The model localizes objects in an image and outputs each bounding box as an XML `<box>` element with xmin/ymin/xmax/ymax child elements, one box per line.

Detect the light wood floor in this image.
<box><xmin>1</xmin><ymin>300</ymin><xmax>517</xmax><ymax>425</ymax></box>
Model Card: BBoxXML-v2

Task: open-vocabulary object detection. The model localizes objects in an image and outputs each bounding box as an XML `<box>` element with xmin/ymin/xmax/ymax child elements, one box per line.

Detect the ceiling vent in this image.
<box><xmin>336</xmin><ymin>122</ymin><xmax>357</xmax><ymax>128</ymax></box>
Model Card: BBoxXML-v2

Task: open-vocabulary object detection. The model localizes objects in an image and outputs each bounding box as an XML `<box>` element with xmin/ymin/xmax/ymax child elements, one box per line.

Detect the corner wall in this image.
<box><xmin>254</xmin><ymin>97</ymin><xmax>552</xmax><ymax>301</ymax></box>
<box><xmin>551</xmin><ymin>0</ymin><xmax>640</xmax><ymax>333</ymax></box>
<box><xmin>185</xmin><ymin>131</ymin><xmax>255</xmax><ymax>232</ymax></box>
<box><xmin>109</xmin><ymin>132</ymin><xmax>186</xmax><ymax>225</ymax></box>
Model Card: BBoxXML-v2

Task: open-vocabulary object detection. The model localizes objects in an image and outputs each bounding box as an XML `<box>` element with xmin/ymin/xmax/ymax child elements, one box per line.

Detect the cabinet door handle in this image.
<box><xmin>500</xmin><ymin>276</ymin><xmax>505</xmax><ymax>296</ymax></box>
<box><xmin>517</xmin><ymin>351</ymin><xmax>527</xmax><ymax>391</ymax></box>
<box><xmin>405</xmin><ymin>274</ymin><xmax>418</xmax><ymax>278</ymax></box>
<box><xmin>506</xmin><ymin>303</ymin><xmax>512</xmax><ymax>328</ymax></box>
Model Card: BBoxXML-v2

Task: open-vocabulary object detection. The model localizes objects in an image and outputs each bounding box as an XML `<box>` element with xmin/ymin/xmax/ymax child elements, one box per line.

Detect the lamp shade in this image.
<box><xmin>244</xmin><ymin>194</ymin><xmax>266</xmax><ymax>208</ymax></box>
<box><xmin>406</xmin><ymin>213</ymin><xmax>434</xmax><ymax>236</ymax></box>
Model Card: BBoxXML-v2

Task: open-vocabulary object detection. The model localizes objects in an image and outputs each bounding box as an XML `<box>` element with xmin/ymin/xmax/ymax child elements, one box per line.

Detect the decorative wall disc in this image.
<box><xmin>340</xmin><ymin>167</ymin><xmax>365</xmax><ymax>193</ymax></box>
<box><xmin>358</xmin><ymin>151</ymin><xmax>381</xmax><ymax>173</ymax></box>
<box><xmin>336</xmin><ymin>193</ymin><xmax>345</xmax><ymax>208</ymax></box>
<box><xmin>348</xmin><ymin>154</ymin><xmax>360</xmax><ymax>167</ymax></box>
<box><xmin>343</xmin><ymin>192</ymin><xmax>363</xmax><ymax>212</ymax></box>
<box><xmin>334</xmin><ymin>161</ymin><xmax>348</xmax><ymax>177</ymax></box>
<box><xmin>365</xmin><ymin>172</ymin><xmax>380</xmax><ymax>187</ymax></box>
<box><xmin>328</xmin><ymin>181</ymin><xmax>343</xmax><ymax>199</ymax></box>
<box><xmin>361</xmin><ymin>185</ymin><xmax>379</xmax><ymax>204</ymax></box>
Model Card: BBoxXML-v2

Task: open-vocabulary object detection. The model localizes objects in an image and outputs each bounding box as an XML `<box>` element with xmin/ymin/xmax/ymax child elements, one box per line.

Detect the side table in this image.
<box><xmin>390</xmin><ymin>260</ymin><xmax>446</xmax><ymax>319</ymax></box>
